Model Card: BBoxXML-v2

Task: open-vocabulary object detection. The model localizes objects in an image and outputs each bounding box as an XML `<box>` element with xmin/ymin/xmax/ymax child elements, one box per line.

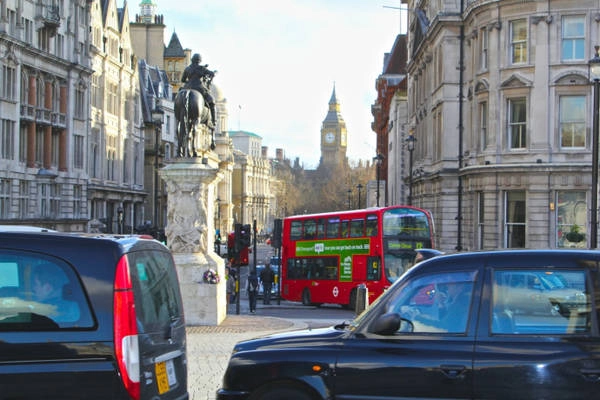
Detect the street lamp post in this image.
<box><xmin>589</xmin><ymin>46</ymin><xmax>600</xmax><ymax>249</ymax></box>
<box><xmin>373</xmin><ymin>154</ymin><xmax>384</xmax><ymax>207</ymax></box>
<box><xmin>406</xmin><ymin>133</ymin><xmax>416</xmax><ymax>206</ymax></box>
<box><xmin>356</xmin><ymin>183</ymin><xmax>363</xmax><ymax>209</ymax></box>
<box><xmin>117</xmin><ymin>206</ymin><xmax>124</xmax><ymax>234</ymax></box>
<box><xmin>151</xmin><ymin>108</ymin><xmax>164</xmax><ymax>233</ymax></box>
<box><xmin>215</xmin><ymin>197</ymin><xmax>222</xmax><ymax>255</ymax></box>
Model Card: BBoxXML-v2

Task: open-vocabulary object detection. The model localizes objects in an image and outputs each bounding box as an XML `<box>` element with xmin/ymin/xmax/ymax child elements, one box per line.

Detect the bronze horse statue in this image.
<box><xmin>174</xmin><ymin>88</ymin><xmax>215</xmax><ymax>158</ymax></box>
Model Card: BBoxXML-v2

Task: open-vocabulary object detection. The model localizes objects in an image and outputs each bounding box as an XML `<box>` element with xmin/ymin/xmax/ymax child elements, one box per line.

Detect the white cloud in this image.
<box><xmin>155</xmin><ymin>0</ymin><xmax>401</xmax><ymax>167</ymax></box>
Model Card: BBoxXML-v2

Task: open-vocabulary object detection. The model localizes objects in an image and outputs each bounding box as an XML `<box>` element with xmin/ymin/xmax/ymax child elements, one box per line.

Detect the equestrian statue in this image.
<box><xmin>174</xmin><ymin>53</ymin><xmax>217</xmax><ymax>157</ymax></box>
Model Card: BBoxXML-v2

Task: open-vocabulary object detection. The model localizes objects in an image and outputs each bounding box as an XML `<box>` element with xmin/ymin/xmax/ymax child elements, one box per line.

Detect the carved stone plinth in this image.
<box><xmin>159</xmin><ymin>158</ymin><xmax>225</xmax><ymax>325</ymax></box>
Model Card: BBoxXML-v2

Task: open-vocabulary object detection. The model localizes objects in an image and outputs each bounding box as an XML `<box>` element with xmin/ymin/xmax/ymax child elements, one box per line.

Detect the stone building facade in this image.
<box><xmin>0</xmin><ymin>0</ymin><xmax>93</xmax><ymax>231</ymax></box>
<box><xmin>88</xmin><ymin>0</ymin><xmax>146</xmax><ymax>233</ymax></box>
<box><xmin>230</xmin><ymin>131</ymin><xmax>273</xmax><ymax>235</ymax></box>
<box><xmin>403</xmin><ymin>0</ymin><xmax>596</xmax><ymax>251</ymax></box>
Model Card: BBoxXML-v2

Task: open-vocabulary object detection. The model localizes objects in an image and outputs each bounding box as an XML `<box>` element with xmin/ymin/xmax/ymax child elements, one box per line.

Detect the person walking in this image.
<box><xmin>260</xmin><ymin>264</ymin><xmax>275</xmax><ymax>305</ymax></box>
<box><xmin>247</xmin><ymin>270</ymin><xmax>259</xmax><ymax>314</ymax></box>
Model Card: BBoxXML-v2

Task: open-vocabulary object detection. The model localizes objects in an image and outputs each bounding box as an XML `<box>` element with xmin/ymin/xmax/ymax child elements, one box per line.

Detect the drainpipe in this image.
<box><xmin>456</xmin><ymin>0</ymin><xmax>465</xmax><ymax>251</ymax></box>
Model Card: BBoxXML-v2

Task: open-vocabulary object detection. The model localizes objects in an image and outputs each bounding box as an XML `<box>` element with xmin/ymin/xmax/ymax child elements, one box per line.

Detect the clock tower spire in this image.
<box><xmin>320</xmin><ymin>83</ymin><xmax>347</xmax><ymax>167</ymax></box>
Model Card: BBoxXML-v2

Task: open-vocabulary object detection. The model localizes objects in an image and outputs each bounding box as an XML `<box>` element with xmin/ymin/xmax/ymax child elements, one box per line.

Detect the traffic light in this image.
<box><xmin>230</xmin><ymin>224</ymin><xmax>250</xmax><ymax>266</ymax></box>
<box><xmin>272</xmin><ymin>219</ymin><xmax>282</xmax><ymax>248</ymax></box>
<box><xmin>241</xmin><ymin>224</ymin><xmax>252</xmax><ymax>247</ymax></box>
<box><xmin>234</xmin><ymin>223</ymin><xmax>243</xmax><ymax>252</ymax></box>
<box><xmin>227</xmin><ymin>232</ymin><xmax>236</xmax><ymax>260</ymax></box>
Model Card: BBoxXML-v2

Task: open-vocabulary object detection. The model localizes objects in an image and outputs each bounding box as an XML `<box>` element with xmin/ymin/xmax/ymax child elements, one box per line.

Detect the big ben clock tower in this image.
<box><xmin>320</xmin><ymin>84</ymin><xmax>348</xmax><ymax>167</ymax></box>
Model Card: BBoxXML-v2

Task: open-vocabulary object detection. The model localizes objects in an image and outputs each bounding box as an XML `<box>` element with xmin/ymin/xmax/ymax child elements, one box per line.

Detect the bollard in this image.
<box><xmin>355</xmin><ymin>283</ymin><xmax>369</xmax><ymax>315</ymax></box>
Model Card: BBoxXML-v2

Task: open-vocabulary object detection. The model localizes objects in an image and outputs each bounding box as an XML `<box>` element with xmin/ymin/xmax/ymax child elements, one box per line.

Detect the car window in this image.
<box><xmin>0</xmin><ymin>250</ymin><xmax>94</xmax><ymax>330</ymax></box>
<box><xmin>128</xmin><ymin>250</ymin><xmax>184</xmax><ymax>332</ymax></box>
<box><xmin>491</xmin><ymin>269</ymin><xmax>590</xmax><ymax>335</ymax></box>
<box><xmin>386</xmin><ymin>270</ymin><xmax>478</xmax><ymax>334</ymax></box>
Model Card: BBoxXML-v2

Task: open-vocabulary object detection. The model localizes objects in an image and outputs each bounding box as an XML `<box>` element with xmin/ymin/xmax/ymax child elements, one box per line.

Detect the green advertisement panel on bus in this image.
<box><xmin>294</xmin><ymin>238</ymin><xmax>371</xmax><ymax>282</ymax></box>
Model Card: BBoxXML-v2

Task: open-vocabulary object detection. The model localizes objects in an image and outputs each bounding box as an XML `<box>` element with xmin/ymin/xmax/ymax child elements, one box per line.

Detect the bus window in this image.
<box><xmin>340</xmin><ymin>221</ymin><xmax>349</xmax><ymax>238</ymax></box>
<box><xmin>366</xmin><ymin>215</ymin><xmax>378</xmax><ymax>237</ymax></box>
<box><xmin>287</xmin><ymin>257</ymin><xmax>337</xmax><ymax>280</ymax></box>
<box><xmin>304</xmin><ymin>219</ymin><xmax>316</xmax><ymax>240</ymax></box>
<box><xmin>350</xmin><ymin>219</ymin><xmax>365</xmax><ymax>237</ymax></box>
<box><xmin>327</xmin><ymin>218</ymin><xmax>340</xmax><ymax>238</ymax></box>
<box><xmin>290</xmin><ymin>221</ymin><xmax>303</xmax><ymax>241</ymax></box>
<box><xmin>316</xmin><ymin>219</ymin><xmax>325</xmax><ymax>239</ymax></box>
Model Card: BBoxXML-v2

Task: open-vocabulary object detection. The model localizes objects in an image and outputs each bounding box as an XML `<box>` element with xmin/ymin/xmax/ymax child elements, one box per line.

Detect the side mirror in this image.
<box><xmin>370</xmin><ymin>312</ymin><xmax>402</xmax><ymax>335</ymax></box>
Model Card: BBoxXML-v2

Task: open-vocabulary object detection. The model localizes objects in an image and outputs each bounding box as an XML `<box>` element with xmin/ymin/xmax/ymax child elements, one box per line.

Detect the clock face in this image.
<box><xmin>325</xmin><ymin>132</ymin><xmax>335</xmax><ymax>143</ymax></box>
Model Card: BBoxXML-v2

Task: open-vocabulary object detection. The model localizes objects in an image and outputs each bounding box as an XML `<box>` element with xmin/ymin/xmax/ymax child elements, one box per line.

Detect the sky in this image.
<box><xmin>154</xmin><ymin>0</ymin><xmax>405</xmax><ymax>168</ymax></box>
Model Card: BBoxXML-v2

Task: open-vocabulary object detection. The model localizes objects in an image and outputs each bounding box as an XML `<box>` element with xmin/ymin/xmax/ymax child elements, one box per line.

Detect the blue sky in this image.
<box><xmin>153</xmin><ymin>0</ymin><xmax>404</xmax><ymax>168</ymax></box>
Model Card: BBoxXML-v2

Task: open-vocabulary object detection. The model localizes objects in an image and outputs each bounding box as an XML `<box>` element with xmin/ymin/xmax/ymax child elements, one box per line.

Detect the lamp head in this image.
<box><xmin>589</xmin><ymin>45</ymin><xmax>600</xmax><ymax>82</ymax></box>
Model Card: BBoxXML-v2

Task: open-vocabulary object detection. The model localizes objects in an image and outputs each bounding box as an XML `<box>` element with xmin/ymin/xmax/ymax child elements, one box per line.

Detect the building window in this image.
<box><xmin>19</xmin><ymin>125</ymin><xmax>27</xmax><ymax>163</ymax></box>
<box><xmin>23</xmin><ymin>18</ymin><xmax>34</xmax><ymax>44</ymax></box>
<box><xmin>505</xmin><ymin>191</ymin><xmax>526</xmax><ymax>248</ymax></box>
<box><xmin>0</xmin><ymin>179</ymin><xmax>10</xmax><ymax>219</ymax></box>
<box><xmin>91</xmin><ymin>142</ymin><xmax>99</xmax><ymax>178</ymax></box>
<box><xmin>107</xmin><ymin>83</ymin><xmax>118</xmax><ymax>115</ymax></box>
<box><xmin>2</xmin><ymin>65</ymin><xmax>16</xmax><ymax>101</ymax></box>
<box><xmin>123</xmin><ymin>138</ymin><xmax>130</xmax><ymax>183</ymax></box>
<box><xmin>479</xmin><ymin>28</ymin><xmax>488</xmax><ymax>70</ymax></box>
<box><xmin>479</xmin><ymin>101</ymin><xmax>489</xmax><ymax>149</ymax></box>
<box><xmin>477</xmin><ymin>192</ymin><xmax>484</xmax><ymax>250</ymax></box>
<box><xmin>508</xmin><ymin>98</ymin><xmax>527</xmax><ymax>149</ymax></box>
<box><xmin>18</xmin><ymin>181</ymin><xmax>29</xmax><ymax>218</ymax></box>
<box><xmin>559</xmin><ymin>95</ymin><xmax>585</xmax><ymax>148</ymax></box>
<box><xmin>561</xmin><ymin>16</ymin><xmax>584</xmax><ymax>61</ymax></box>
<box><xmin>39</xmin><ymin>183</ymin><xmax>60</xmax><ymax>218</ymax></box>
<box><xmin>35</xmin><ymin>127</ymin><xmax>44</xmax><ymax>166</ymax></box>
<box><xmin>7</xmin><ymin>9</ymin><xmax>16</xmax><ymax>35</ymax></box>
<box><xmin>55</xmin><ymin>34</ymin><xmax>64</xmax><ymax>58</ymax></box>
<box><xmin>107</xmin><ymin>135</ymin><xmax>116</xmax><ymax>181</ymax></box>
<box><xmin>1</xmin><ymin>119</ymin><xmax>15</xmax><ymax>160</ymax></box>
<box><xmin>510</xmin><ymin>19</ymin><xmax>527</xmax><ymax>64</ymax></box>
<box><xmin>73</xmin><ymin>184</ymin><xmax>83</xmax><ymax>219</ymax></box>
<box><xmin>74</xmin><ymin>86</ymin><xmax>85</xmax><ymax>119</ymax></box>
<box><xmin>51</xmin><ymin>130</ymin><xmax>60</xmax><ymax>167</ymax></box>
<box><xmin>74</xmin><ymin>134</ymin><xmax>84</xmax><ymax>169</ymax></box>
<box><xmin>38</xmin><ymin>28</ymin><xmax>51</xmax><ymax>52</ymax></box>
<box><xmin>556</xmin><ymin>191</ymin><xmax>586</xmax><ymax>248</ymax></box>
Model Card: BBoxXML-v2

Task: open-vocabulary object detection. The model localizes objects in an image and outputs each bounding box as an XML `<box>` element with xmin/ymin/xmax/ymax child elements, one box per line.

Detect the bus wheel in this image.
<box><xmin>302</xmin><ymin>288</ymin><xmax>312</xmax><ymax>306</ymax></box>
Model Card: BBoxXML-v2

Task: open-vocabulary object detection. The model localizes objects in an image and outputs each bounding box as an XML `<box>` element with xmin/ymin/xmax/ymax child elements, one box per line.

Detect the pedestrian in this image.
<box><xmin>247</xmin><ymin>270</ymin><xmax>259</xmax><ymax>314</ymax></box>
<box><xmin>226</xmin><ymin>266</ymin><xmax>236</xmax><ymax>305</ymax></box>
<box><xmin>260</xmin><ymin>264</ymin><xmax>275</xmax><ymax>305</ymax></box>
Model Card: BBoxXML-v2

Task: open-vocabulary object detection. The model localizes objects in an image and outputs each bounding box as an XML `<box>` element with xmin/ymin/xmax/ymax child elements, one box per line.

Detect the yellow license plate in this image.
<box><xmin>155</xmin><ymin>361</ymin><xmax>170</xmax><ymax>394</ymax></box>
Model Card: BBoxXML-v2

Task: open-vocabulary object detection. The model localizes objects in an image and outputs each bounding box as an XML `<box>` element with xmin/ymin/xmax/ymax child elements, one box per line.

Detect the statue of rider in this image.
<box><xmin>181</xmin><ymin>53</ymin><xmax>216</xmax><ymax>129</ymax></box>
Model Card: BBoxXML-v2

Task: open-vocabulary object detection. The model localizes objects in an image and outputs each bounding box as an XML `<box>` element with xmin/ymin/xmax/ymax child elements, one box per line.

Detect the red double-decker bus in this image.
<box><xmin>280</xmin><ymin>205</ymin><xmax>435</xmax><ymax>308</ymax></box>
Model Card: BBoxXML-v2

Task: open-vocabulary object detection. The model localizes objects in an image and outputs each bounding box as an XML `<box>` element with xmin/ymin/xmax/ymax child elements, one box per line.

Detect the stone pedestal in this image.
<box><xmin>159</xmin><ymin>158</ymin><xmax>226</xmax><ymax>325</ymax></box>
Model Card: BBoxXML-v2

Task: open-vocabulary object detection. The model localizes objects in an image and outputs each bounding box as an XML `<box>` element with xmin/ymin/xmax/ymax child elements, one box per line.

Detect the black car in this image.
<box><xmin>217</xmin><ymin>250</ymin><xmax>600</xmax><ymax>399</ymax></box>
<box><xmin>0</xmin><ymin>231</ymin><xmax>188</xmax><ymax>400</ymax></box>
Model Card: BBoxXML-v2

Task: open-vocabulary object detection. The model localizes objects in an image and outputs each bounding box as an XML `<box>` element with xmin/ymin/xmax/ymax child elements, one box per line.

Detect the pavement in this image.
<box><xmin>186</xmin><ymin>300</ymin><xmax>310</xmax><ymax>400</ymax></box>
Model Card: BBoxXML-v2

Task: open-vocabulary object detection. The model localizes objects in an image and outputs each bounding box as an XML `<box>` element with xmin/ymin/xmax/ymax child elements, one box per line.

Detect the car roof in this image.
<box><xmin>0</xmin><ymin>231</ymin><xmax>165</xmax><ymax>253</ymax></box>
<box><xmin>412</xmin><ymin>249</ymin><xmax>600</xmax><ymax>271</ymax></box>
<box><xmin>0</xmin><ymin>225</ymin><xmax>57</xmax><ymax>232</ymax></box>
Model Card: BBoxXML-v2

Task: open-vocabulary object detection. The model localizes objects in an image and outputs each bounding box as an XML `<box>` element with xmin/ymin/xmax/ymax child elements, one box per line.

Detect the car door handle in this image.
<box><xmin>440</xmin><ymin>364</ymin><xmax>467</xmax><ymax>379</ymax></box>
<box><xmin>580</xmin><ymin>368</ymin><xmax>600</xmax><ymax>382</ymax></box>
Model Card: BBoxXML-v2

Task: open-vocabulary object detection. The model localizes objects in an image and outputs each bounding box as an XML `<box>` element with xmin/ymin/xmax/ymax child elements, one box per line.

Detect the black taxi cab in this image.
<box><xmin>217</xmin><ymin>250</ymin><xmax>600</xmax><ymax>399</ymax></box>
